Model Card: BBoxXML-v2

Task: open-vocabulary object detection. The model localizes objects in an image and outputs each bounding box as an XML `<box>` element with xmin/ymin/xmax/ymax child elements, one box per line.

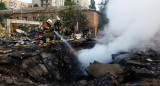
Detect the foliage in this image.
<box><xmin>0</xmin><ymin>2</ymin><xmax>7</xmax><ymax>10</ymax></box>
<box><xmin>65</xmin><ymin>0</ymin><xmax>76</xmax><ymax>6</ymax></box>
<box><xmin>3</xmin><ymin>13</ymin><xmax>10</xmax><ymax>18</ymax></box>
<box><xmin>0</xmin><ymin>13</ymin><xmax>11</xmax><ymax>27</ymax></box>
<box><xmin>58</xmin><ymin>6</ymin><xmax>88</xmax><ymax>29</ymax></box>
<box><xmin>98</xmin><ymin>0</ymin><xmax>109</xmax><ymax>27</ymax></box>
<box><xmin>33</xmin><ymin>4</ymin><xmax>39</xmax><ymax>7</ymax></box>
<box><xmin>89</xmin><ymin>0</ymin><xmax>96</xmax><ymax>10</ymax></box>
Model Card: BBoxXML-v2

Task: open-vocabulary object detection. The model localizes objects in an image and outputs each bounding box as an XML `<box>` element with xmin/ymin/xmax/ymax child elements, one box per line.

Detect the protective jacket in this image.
<box><xmin>54</xmin><ymin>22</ymin><xmax>63</xmax><ymax>34</ymax></box>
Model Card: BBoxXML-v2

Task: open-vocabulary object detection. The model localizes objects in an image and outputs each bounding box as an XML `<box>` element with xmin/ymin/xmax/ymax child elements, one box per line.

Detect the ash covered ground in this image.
<box><xmin>0</xmin><ymin>39</ymin><xmax>160</xmax><ymax>86</ymax></box>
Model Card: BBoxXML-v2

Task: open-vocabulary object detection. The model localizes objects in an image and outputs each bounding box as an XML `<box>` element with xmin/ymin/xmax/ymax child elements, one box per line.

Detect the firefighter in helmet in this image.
<box><xmin>42</xmin><ymin>19</ymin><xmax>54</xmax><ymax>46</ymax></box>
<box><xmin>54</xmin><ymin>17</ymin><xmax>63</xmax><ymax>40</ymax></box>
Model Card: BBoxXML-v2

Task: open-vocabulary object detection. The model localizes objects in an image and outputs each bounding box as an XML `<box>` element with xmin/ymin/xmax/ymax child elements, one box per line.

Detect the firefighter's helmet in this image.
<box><xmin>57</xmin><ymin>16</ymin><xmax>60</xmax><ymax>21</ymax></box>
<box><xmin>47</xmin><ymin>19</ymin><xmax>53</xmax><ymax>24</ymax></box>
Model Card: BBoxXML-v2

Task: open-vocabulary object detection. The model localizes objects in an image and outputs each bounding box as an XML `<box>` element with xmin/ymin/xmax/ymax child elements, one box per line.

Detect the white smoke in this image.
<box><xmin>78</xmin><ymin>0</ymin><xmax>160</xmax><ymax>69</ymax></box>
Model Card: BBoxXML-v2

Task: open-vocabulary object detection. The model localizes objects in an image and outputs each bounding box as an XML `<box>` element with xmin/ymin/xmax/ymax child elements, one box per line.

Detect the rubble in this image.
<box><xmin>0</xmin><ymin>50</ymin><xmax>13</xmax><ymax>54</ymax></box>
<box><xmin>83</xmin><ymin>49</ymin><xmax>160</xmax><ymax>85</ymax></box>
<box><xmin>0</xmin><ymin>39</ymin><xmax>96</xmax><ymax>85</ymax></box>
<box><xmin>86</xmin><ymin>61</ymin><xmax>123</xmax><ymax>78</ymax></box>
<box><xmin>86</xmin><ymin>61</ymin><xmax>124</xmax><ymax>84</ymax></box>
<box><xmin>123</xmin><ymin>59</ymin><xmax>148</xmax><ymax>68</ymax></box>
<box><xmin>0</xmin><ymin>38</ymin><xmax>160</xmax><ymax>85</ymax></box>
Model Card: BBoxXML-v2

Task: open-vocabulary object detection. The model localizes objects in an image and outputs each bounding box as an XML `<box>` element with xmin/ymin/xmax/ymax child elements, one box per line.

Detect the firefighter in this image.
<box><xmin>0</xmin><ymin>24</ymin><xmax>2</xmax><ymax>34</ymax></box>
<box><xmin>54</xmin><ymin>17</ymin><xmax>63</xmax><ymax>40</ymax></box>
<box><xmin>0</xmin><ymin>24</ymin><xmax>2</xmax><ymax>38</ymax></box>
<box><xmin>42</xmin><ymin>19</ymin><xmax>54</xmax><ymax>46</ymax></box>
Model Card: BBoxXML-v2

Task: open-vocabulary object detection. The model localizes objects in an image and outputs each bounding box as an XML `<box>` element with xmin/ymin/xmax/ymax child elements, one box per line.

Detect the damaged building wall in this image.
<box><xmin>83</xmin><ymin>10</ymin><xmax>101</xmax><ymax>35</ymax></box>
<box><xmin>12</xmin><ymin>12</ymin><xmax>57</xmax><ymax>21</ymax></box>
<box><xmin>12</xmin><ymin>7</ymin><xmax>59</xmax><ymax>21</ymax></box>
<box><xmin>5</xmin><ymin>19</ymin><xmax>42</xmax><ymax>39</ymax></box>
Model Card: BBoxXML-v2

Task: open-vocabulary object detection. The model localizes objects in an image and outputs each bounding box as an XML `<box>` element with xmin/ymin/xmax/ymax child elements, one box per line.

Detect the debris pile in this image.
<box><xmin>0</xmin><ymin>40</ymin><xmax>84</xmax><ymax>85</ymax></box>
<box><xmin>86</xmin><ymin>61</ymin><xmax>124</xmax><ymax>85</ymax></box>
<box><xmin>84</xmin><ymin>50</ymin><xmax>160</xmax><ymax>85</ymax></box>
<box><xmin>0</xmin><ymin>39</ymin><xmax>160</xmax><ymax>85</ymax></box>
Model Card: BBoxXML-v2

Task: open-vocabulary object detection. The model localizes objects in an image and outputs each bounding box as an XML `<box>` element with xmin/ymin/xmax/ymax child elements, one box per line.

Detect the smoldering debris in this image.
<box><xmin>0</xmin><ymin>39</ymin><xmax>94</xmax><ymax>85</ymax></box>
<box><xmin>0</xmin><ymin>38</ymin><xmax>160</xmax><ymax>85</ymax></box>
<box><xmin>84</xmin><ymin>50</ymin><xmax>160</xmax><ymax>85</ymax></box>
<box><xmin>78</xmin><ymin>0</ymin><xmax>160</xmax><ymax>71</ymax></box>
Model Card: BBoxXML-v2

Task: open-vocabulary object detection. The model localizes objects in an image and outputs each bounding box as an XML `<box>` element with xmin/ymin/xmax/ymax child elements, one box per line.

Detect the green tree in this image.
<box><xmin>3</xmin><ymin>13</ymin><xmax>10</xmax><ymax>18</ymax></box>
<box><xmin>58</xmin><ymin>6</ymin><xmax>88</xmax><ymax>30</ymax></box>
<box><xmin>89</xmin><ymin>0</ymin><xmax>96</xmax><ymax>10</ymax></box>
<box><xmin>0</xmin><ymin>2</ymin><xmax>7</xmax><ymax>10</ymax></box>
<box><xmin>65</xmin><ymin>0</ymin><xmax>76</xmax><ymax>6</ymax></box>
<box><xmin>98</xmin><ymin>0</ymin><xmax>109</xmax><ymax>27</ymax></box>
<box><xmin>33</xmin><ymin>4</ymin><xmax>39</xmax><ymax>7</ymax></box>
<box><xmin>0</xmin><ymin>13</ymin><xmax>11</xmax><ymax>26</ymax></box>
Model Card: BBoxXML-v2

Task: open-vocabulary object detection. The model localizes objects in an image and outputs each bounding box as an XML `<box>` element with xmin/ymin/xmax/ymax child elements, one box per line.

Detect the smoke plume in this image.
<box><xmin>78</xmin><ymin>0</ymin><xmax>160</xmax><ymax>69</ymax></box>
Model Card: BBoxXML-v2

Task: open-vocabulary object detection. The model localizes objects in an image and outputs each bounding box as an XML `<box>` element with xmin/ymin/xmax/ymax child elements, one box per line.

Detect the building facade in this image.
<box><xmin>73</xmin><ymin>0</ymin><xmax>89</xmax><ymax>9</ymax></box>
<box><xmin>52</xmin><ymin>0</ymin><xmax>65</xmax><ymax>7</ymax></box>
<box><xmin>32</xmin><ymin>0</ymin><xmax>65</xmax><ymax>7</ymax></box>
<box><xmin>83</xmin><ymin>10</ymin><xmax>101</xmax><ymax>35</ymax></box>
<box><xmin>1</xmin><ymin>0</ymin><xmax>31</xmax><ymax>10</ymax></box>
<box><xmin>12</xmin><ymin>7</ymin><xmax>59</xmax><ymax>21</ymax></box>
<box><xmin>32</xmin><ymin>0</ymin><xmax>41</xmax><ymax>7</ymax></box>
<box><xmin>32</xmin><ymin>0</ymin><xmax>89</xmax><ymax>9</ymax></box>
